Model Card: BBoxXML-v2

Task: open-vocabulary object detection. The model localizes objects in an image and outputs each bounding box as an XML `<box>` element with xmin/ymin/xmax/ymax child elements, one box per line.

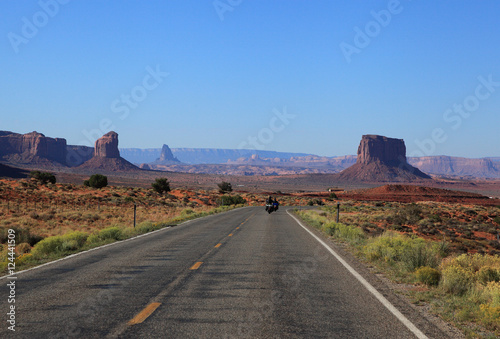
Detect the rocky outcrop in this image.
<box><xmin>356</xmin><ymin>135</ymin><xmax>406</xmax><ymax>166</ymax></box>
<box><xmin>337</xmin><ymin>135</ymin><xmax>431</xmax><ymax>182</ymax></box>
<box><xmin>0</xmin><ymin>131</ymin><xmax>67</xmax><ymax>165</ymax></box>
<box><xmin>94</xmin><ymin>131</ymin><xmax>120</xmax><ymax>158</ymax></box>
<box><xmin>78</xmin><ymin>131</ymin><xmax>140</xmax><ymax>172</ymax></box>
<box><xmin>153</xmin><ymin>144</ymin><xmax>180</xmax><ymax>164</ymax></box>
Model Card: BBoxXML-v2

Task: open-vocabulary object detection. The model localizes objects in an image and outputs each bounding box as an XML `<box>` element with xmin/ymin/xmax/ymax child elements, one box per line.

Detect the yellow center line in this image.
<box><xmin>228</xmin><ymin>233</ymin><xmax>233</xmax><ymax>237</ymax></box>
<box><xmin>214</xmin><ymin>243</ymin><xmax>222</xmax><ymax>248</ymax></box>
<box><xmin>236</xmin><ymin>227</ymin><xmax>240</xmax><ymax>229</ymax></box>
<box><xmin>190</xmin><ymin>261</ymin><xmax>203</xmax><ymax>270</ymax></box>
<box><xmin>128</xmin><ymin>302</ymin><xmax>161</xmax><ymax>325</ymax></box>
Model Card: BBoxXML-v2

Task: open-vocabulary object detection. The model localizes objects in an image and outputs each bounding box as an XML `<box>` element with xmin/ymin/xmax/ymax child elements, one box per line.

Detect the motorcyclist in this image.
<box><xmin>272</xmin><ymin>198</ymin><xmax>279</xmax><ymax>211</ymax></box>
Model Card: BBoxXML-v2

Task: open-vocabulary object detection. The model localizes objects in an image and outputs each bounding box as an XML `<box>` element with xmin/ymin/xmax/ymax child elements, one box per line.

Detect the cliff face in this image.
<box><xmin>94</xmin><ymin>131</ymin><xmax>120</xmax><ymax>158</ymax></box>
<box><xmin>337</xmin><ymin>135</ymin><xmax>431</xmax><ymax>182</ymax></box>
<box><xmin>0</xmin><ymin>131</ymin><xmax>67</xmax><ymax>165</ymax></box>
<box><xmin>408</xmin><ymin>156</ymin><xmax>500</xmax><ymax>178</ymax></box>
<box><xmin>357</xmin><ymin>135</ymin><xmax>406</xmax><ymax>166</ymax></box>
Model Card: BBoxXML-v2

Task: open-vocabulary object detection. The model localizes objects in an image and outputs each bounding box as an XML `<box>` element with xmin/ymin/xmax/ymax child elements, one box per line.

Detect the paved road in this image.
<box><xmin>0</xmin><ymin>207</ymin><xmax>451</xmax><ymax>338</ymax></box>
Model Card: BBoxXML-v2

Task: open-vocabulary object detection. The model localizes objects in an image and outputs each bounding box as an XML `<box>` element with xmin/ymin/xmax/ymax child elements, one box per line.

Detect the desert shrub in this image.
<box><xmin>218</xmin><ymin>181</ymin><xmax>232</xmax><ymax>193</ymax></box>
<box><xmin>30</xmin><ymin>171</ymin><xmax>56</xmax><ymax>185</ymax></box>
<box><xmin>440</xmin><ymin>254</ymin><xmax>500</xmax><ymax>295</ymax></box>
<box><xmin>415</xmin><ymin>266</ymin><xmax>441</xmax><ymax>286</ymax></box>
<box><xmin>137</xmin><ymin>221</ymin><xmax>156</xmax><ymax>233</ymax></box>
<box><xmin>152</xmin><ymin>178</ymin><xmax>171</xmax><ymax>195</ymax></box>
<box><xmin>87</xmin><ymin>226</ymin><xmax>123</xmax><ymax>245</ymax></box>
<box><xmin>388</xmin><ymin>203</ymin><xmax>423</xmax><ymax>226</ymax></box>
<box><xmin>219</xmin><ymin>195</ymin><xmax>245</xmax><ymax>206</ymax></box>
<box><xmin>363</xmin><ymin>232</ymin><xmax>443</xmax><ymax>271</ymax></box>
<box><xmin>441</xmin><ymin>263</ymin><xmax>474</xmax><ymax>295</ymax></box>
<box><xmin>84</xmin><ymin>174</ymin><xmax>108</xmax><ymax>189</ymax></box>
<box><xmin>324</xmin><ymin>222</ymin><xmax>366</xmax><ymax>244</ymax></box>
<box><xmin>15</xmin><ymin>253</ymin><xmax>33</xmax><ymax>265</ymax></box>
<box><xmin>180</xmin><ymin>208</ymin><xmax>195</xmax><ymax>217</ymax></box>
<box><xmin>402</xmin><ymin>240</ymin><xmax>441</xmax><ymax>271</ymax></box>
<box><xmin>16</xmin><ymin>242</ymin><xmax>31</xmax><ymax>254</ymax></box>
<box><xmin>31</xmin><ymin>231</ymin><xmax>88</xmax><ymax>258</ymax></box>
<box><xmin>477</xmin><ymin>267</ymin><xmax>500</xmax><ymax>285</ymax></box>
<box><xmin>0</xmin><ymin>227</ymin><xmax>43</xmax><ymax>246</ymax></box>
<box><xmin>328</xmin><ymin>192</ymin><xmax>338</xmax><ymax>200</ymax></box>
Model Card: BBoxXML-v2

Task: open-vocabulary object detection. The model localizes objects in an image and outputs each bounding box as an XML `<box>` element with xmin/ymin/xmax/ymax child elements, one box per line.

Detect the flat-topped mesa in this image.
<box><xmin>337</xmin><ymin>134</ymin><xmax>431</xmax><ymax>182</ymax></box>
<box><xmin>94</xmin><ymin>131</ymin><xmax>120</xmax><ymax>158</ymax></box>
<box><xmin>0</xmin><ymin>130</ymin><xmax>67</xmax><ymax>165</ymax></box>
<box><xmin>357</xmin><ymin>135</ymin><xmax>406</xmax><ymax>166</ymax></box>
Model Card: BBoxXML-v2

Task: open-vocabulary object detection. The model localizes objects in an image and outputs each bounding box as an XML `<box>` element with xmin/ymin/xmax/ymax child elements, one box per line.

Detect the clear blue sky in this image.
<box><xmin>1</xmin><ymin>1</ymin><xmax>499</xmax><ymax>158</ymax></box>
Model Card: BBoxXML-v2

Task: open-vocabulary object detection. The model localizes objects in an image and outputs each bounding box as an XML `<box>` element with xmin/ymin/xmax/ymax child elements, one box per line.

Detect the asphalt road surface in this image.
<box><xmin>0</xmin><ymin>207</ymin><xmax>453</xmax><ymax>338</ymax></box>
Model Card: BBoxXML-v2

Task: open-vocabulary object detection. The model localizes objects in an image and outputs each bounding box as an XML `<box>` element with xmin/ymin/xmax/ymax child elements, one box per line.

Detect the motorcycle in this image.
<box><xmin>265</xmin><ymin>202</ymin><xmax>279</xmax><ymax>214</ymax></box>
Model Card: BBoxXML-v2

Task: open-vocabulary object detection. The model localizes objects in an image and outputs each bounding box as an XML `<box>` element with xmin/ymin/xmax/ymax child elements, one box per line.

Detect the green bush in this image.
<box><xmin>363</xmin><ymin>232</ymin><xmax>443</xmax><ymax>272</ymax></box>
<box><xmin>441</xmin><ymin>263</ymin><xmax>474</xmax><ymax>295</ymax></box>
<box><xmin>440</xmin><ymin>254</ymin><xmax>500</xmax><ymax>295</ymax></box>
<box><xmin>152</xmin><ymin>178</ymin><xmax>171</xmax><ymax>195</ymax></box>
<box><xmin>30</xmin><ymin>171</ymin><xmax>56</xmax><ymax>185</ymax></box>
<box><xmin>84</xmin><ymin>174</ymin><xmax>108</xmax><ymax>189</ymax></box>
<box><xmin>477</xmin><ymin>267</ymin><xmax>500</xmax><ymax>285</ymax></box>
<box><xmin>219</xmin><ymin>195</ymin><xmax>245</xmax><ymax>206</ymax></box>
<box><xmin>324</xmin><ymin>222</ymin><xmax>365</xmax><ymax>244</ymax></box>
<box><xmin>31</xmin><ymin>231</ymin><xmax>88</xmax><ymax>258</ymax></box>
<box><xmin>218</xmin><ymin>181</ymin><xmax>232</xmax><ymax>193</ymax></box>
<box><xmin>415</xmin><ymin>266</ymin><xmax>441</xmax><ymax>286</ymax></box>
<box><xmin>87</xmin><ymin>226</ymin><xmax>123</xmax><ymax>245</ymax></box>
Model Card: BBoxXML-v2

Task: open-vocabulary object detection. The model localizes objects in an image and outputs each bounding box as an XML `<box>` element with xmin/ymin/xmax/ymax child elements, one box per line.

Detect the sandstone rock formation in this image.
<box><xmin>337</xmin><ymin>135</ymin><xmax>431</xmax><ymax>182</ymax></box>
<box><xmin>94</xmin><ymin>131</ymin><xmax>120</xmax><ymax>158</ymax></box>
<box><xmin>153</xmin><ymin>144</ymin><xmax>180</xmax><ymax>164</ymax></box>
<box><xmin>356</xmin><ymin>135</ymin><xmax>406</xmax><ymax>166</ymax></box>
<box><xmin>78</xmin><ymin>131</ymin><xmax>140</xmax><ymax>172</ymax></box>
<box><xmin>0</xmin><ymin>131</ymin><xmax>67</xmax><ymax>165</ymax></box>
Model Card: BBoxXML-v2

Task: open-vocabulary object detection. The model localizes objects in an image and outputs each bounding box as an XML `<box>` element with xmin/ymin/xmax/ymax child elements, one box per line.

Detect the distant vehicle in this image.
<box><xmin>265</xmin><ymin>197</ymin><xmax>279</xmax><ymax>214</ymax></box>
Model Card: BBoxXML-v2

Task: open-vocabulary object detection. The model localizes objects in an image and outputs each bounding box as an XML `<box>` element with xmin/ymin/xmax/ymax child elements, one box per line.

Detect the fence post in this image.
<box><xmin>336</xmin><ymin>202</ymin><xmax>340</xmax><ymax>223</ymax></box>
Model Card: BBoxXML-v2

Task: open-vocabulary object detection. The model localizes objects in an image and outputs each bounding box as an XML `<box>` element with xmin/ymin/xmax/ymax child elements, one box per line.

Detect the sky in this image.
<box><xmin>1</xmin><ymin>0</ymin><xmax>499</xmax><ymax>158</ymax></box>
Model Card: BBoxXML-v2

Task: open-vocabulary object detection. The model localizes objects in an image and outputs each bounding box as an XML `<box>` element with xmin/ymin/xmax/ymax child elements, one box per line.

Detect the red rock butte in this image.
<box><xmin>337</xmin><ymin>135</ymin><xmax>431</xmax><ymax>182</ymax></box>
<box><xmin>94</xmin><ymin>131</ymin><xmax>120</xmax><ymax>158</ymax></box>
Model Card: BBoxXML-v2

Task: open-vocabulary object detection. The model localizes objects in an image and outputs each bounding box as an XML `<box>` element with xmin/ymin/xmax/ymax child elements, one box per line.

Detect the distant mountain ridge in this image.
<box><xmin>0</xmin><ymin>130</ymin><xmax>499</xmax><ymax>178</ymax></box>
<box><xmin>119</xmin><ymin>147</ymin><xmax>313</xmax><ymax>164</ymax></box>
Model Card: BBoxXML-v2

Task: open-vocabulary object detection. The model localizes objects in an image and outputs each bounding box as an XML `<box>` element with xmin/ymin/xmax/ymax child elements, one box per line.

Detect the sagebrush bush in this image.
<box><xmin>323</xmin><ymin>222</ymin><xmax>365</xmax><ymax>244</ymax></box>
<box><xmin>31</xmin><ymin>231</ymin><xmax>88</xmax><ymax>258</ymax></box>
<box><xmin>31</xmin><ymin>236</ymin><xmax>64</xmax><ymax>258</ymax></box>
<box><xmin>415</xmin><ymin>266</ymin><xmax>441</xmax><ymax>286</ymax></box>
<box><xmin>440</xmin><ymin>253</ymin><xmax>500</xmax><ymax>295</ymax></box>
<box><xmin>441</xmin><ymin>263</ymin><xmax>474</xmax><ymax>295</ymax></box>
<box><xmin>363</xmin><ymin>232</ymin><xmax>443</xmax><ymax>272</ymax></box>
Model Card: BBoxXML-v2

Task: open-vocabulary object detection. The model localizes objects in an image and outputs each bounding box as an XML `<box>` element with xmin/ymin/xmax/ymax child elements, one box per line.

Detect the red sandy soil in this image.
<box><xmin>341</xmin><ymin>184</ymin><xmax>500</xmax><ymax>206</ymax></box>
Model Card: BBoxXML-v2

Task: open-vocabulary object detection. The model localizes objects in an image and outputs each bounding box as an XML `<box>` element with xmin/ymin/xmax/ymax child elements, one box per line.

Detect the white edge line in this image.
<box><xmin>286</xmin><ymin>209</ymin><xmax>428</xmax><ymax>339</ymax></box>
<box><xmin>0</xmin><ymin>206</ymin><xmax>250</xmax><ymax>281</ymax></box>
